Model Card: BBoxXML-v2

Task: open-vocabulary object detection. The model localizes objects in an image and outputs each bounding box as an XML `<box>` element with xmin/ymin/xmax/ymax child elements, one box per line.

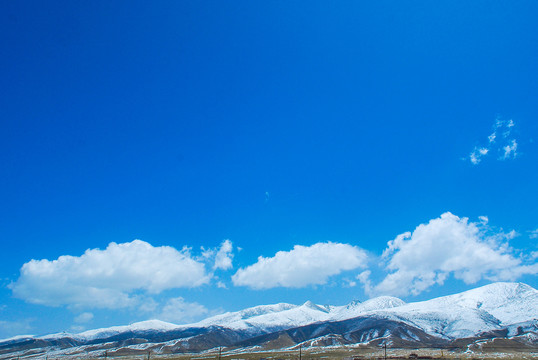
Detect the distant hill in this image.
<box><xmin>1</xmin><ymin>282</ymin><xmax>537</xmax><ymax>359</ymax></box>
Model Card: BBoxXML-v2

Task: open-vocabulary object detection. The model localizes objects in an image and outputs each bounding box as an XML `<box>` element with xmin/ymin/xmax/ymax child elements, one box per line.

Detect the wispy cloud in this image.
<box><xmin>232</xmin><ymin>242</ymin><xmax>368</xmax><ymax>289</ymax></box>
<box><xmin>74</xmin><ymin>312</ymin><xmax>94</xmax><ymax>324</ymax></box>
<box><xmin>156</xmin><ymin>297</ymin><xmax>209</xmax><ymax>323</ymax></box>
<box><xmin>501</xmin><ymin>139</ymin><xmax>518</xmax><ymax>160</ymax></box>
<box><xmin>467</xmin><ymin>118</ymin><xmax>519</xmax><ymax>164</ymax></box>
<box><xmin>469</xmin><ymin>147</ymin><xmax>489</xmax><ymax>165</ymax></box>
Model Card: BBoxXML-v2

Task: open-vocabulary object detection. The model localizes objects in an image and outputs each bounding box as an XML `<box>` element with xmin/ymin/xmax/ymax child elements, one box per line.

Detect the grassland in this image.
<box><xmin>75</xmin><ymin>346</ymin><xmax>537</xmax><ymax>360</ymax></box>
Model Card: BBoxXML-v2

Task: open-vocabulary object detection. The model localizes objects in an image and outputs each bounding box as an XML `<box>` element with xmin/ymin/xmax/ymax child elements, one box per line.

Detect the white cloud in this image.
<box><xmin>371</xmin><ymin>212</ymin><xmax>538</xmax><ymax>297</ymax></box>
<box><xmin>214</xmin><ymin>239</ymin><xmax>233</xmax><ymax>270</ymax></box>
<box><xmin>467</xmin><ymin>118</ymin><xmax>519</xmax><ymax>165</ymax></box>
<box><xmin>478</xmin><ymin>215</ymin><xmax>489</xmax><ymax>224</ymax></box>
<box><xmin>356</xmin><ymin>270</ymin><xmax>373</xmax><ymax>294</ymax></box>
<box><xmin>157</xmin><ymin>297</ymin><xmax>208</xmax><ymax>323</ymax></box>
<box><xmin>71</xmin><ymin>313</ymin><xmax>93</xmax><ymax>332</ymax></box>
<box><xmin>10</xmin><ymin>240</ymin><xmax>211</xmax><ymax>309</ymax></box>
<box><xmin>530</xmin><ymin>229</ymin><xmax>538</xmax><ymax>239</ymax></box>
<box><xmin>200</xmin><ymin>239</ymin><xmax>234</xmax><ymax>271</ymax></box>
<box><xmin>138</xmin><ymin>297</ymin><xmax>159</xmax><ymax>313</ymax></box>
<box><xmin>232</xmin><ymin>242</ymin><xmax>368</xmax><ymax>289</ymax></box>
<box><xmin>501</xmin><ymin>139</ymin><xmax>518</xmax><ymax>160</ymax></box>
<box><xmin>469</xmin><ymin>147</ymin><xmax>489</xmax><ymax>164</ymax></box>
<box><xmin>74</xmin><ymin>312</ymin><xmax>94</xmax><ymax>323</ymax></box>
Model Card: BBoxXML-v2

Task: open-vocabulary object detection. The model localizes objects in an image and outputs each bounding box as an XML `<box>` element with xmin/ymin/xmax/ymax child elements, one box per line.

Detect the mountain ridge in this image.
<box><xmin>1</xmin><ymin>282</ymin><xmax>537</xmax><ymax>358</ymax></box>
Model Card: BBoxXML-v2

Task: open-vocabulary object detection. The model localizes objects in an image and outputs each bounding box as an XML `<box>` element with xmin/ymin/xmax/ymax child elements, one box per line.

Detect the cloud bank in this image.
<box><xmin>366</xmin><ymin>212</ymin><xmax>538</xmax><ymax>297</ymax></box>
<box><xmin>9</xmin><ymin>217</ymin><xmax>536</xmax><ymax>317</ymax></box>
<box><xmin>10</xmin><ymin>240</ymin><xmax>214</xmax><ymax>309</ymax></box>
<box><xmin>232</xmin><ymin>242</ymin><xmax>368</xmax><ymax>289</ymax></box>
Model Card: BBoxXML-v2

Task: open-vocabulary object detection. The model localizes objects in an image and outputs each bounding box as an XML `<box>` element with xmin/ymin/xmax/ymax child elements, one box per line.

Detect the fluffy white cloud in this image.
<box><xmin>214</xmin><ymin>239</ymin><xmax>233</xmax><ymax>270</ymax></box>
<box><xmin>200</xmin><ymin>239</ymin><xmax>234</xmax><ymax>270</ymax></box>
<box><xmin>10</xmin><ymin>240</ymin><xmax>211</xmax><ymax>309</ymax></box>
<box><xmin>372</xmin><ymin>212</ymin><xmax>538</xmax><ymax>296</ymax></box>
<box><xmin>232</xmin><ymin>242</ymin><xmax>368</xmax><ymax>289</ymax></box>
<box><xmin>157</xmin><ymin>297</ymin><xmax>209</xmax><ymax>323</ymax></box>
<box><xmin>467</xmin><ymin>118</ymin><xmax>518</xmax><ymax>165</ymax></box>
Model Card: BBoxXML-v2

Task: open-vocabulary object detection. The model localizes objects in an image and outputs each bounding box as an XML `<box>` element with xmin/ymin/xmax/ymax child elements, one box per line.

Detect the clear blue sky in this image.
<box><xmin>1</xmin><ymin>1</ymin><xmax>537</xmax><ymax>338</ymax></box>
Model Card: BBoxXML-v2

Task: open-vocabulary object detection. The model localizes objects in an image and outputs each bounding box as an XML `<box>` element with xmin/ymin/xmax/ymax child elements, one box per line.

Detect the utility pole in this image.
<box><xmin>104</xmin><ymin>350</ymin><xmax>108</xmax><ymax>360</ymax></box>
<box><xmin>218</xmin><ymin>346</ymin><xmax>222</xmax><ymax>360</ymax></box>
<box><xmin>299</xmin><ymin>345</ymin><xmax>302</xmax><ymax>360</ymax></box>
<box><xmin>384</xmin><ymin>342</ymin><xmax>387</xmax><ymax>360</ymax></box>
<box><xmin>147</xmin><ymin>350</ymin><xmax>151</xmax><ymax>360</ymax></box>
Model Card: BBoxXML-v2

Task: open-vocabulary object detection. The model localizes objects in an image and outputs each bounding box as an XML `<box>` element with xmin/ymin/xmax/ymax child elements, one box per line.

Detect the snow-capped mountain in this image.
<box><xmin>186</xmin><ymin>295</ymin><xmax>406</xmax><ymax>333</ymax></box>
<box><xmin>1</xmin><ymin>282</ymin><xmax>537</xmax><ymax>359</ymax></box>
<box><xmin>192</xmin><ymin>301</ymin><xmax>332</xmax><ymax>333</ymax></box>
<box><xmin>73</xmin><ymin>319</ymin><xmax>182</xmax><ymax>342</ymax></box>
<box><xmin>369</xmin><ymin>282</ymin><xmax>538</xmax><ymax>338</ymax></box>
<box><xmin>185</xmin><ymin>282</ymin><xmax>537</xmax><ymax>338</ymax></box>
<box><xmin>329</xmin><ymin>296</ymin><xmax>406</xmax><ymax>321</ymax></box>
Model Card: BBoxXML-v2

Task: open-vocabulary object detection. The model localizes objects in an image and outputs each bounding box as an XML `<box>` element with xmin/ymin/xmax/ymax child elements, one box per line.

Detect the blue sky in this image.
<box><xmin>1</xmin><ymin>1</ymin><xmax>537</xmax><ymax>338</ymax></box>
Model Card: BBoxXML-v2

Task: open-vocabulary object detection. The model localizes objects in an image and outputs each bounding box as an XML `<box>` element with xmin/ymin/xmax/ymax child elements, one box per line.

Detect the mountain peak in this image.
<box><xmin>362</xmin><ymin>296</ymin><xmax>405</xmax><ymax>308</ymax></box>
<box><xmin>5</xmin><ymin>282</ymin><xmax>536</xmax><ymax>348</ymax></box>
<box><xmin>128</xmin><ymin>319</ymin><xmax>179</xmax><ymax>330</ymax></box>
<box><xmin>302</xmin><ymin>300</ymin><xmax>318</xmax><ymax>308</ymax></box>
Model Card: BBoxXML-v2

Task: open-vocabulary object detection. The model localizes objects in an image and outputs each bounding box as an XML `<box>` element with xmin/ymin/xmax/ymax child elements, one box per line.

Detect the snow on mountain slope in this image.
<box><xmin>193</xmin><ymin>302</ymin><xmax>295</xmax><ymax>329</ymax></box>
<box><xmin>446</xmin><ymin>282</ymin><xmax>538</xmax><ymax>324</ymax></box>
<box><xmin>2</xmin><ymin>282</ymin><xmax>536</xmax><ymax>344</ymax></box>
<box><xmin>505</xmin><ymin>319</ymin><xmax>538</xmax><ymax>337</ymax></box>
<box><xmin>190</xmin><ymin>296</ymin><xmax>407</xmax><ymax>334</ymax></box>
<box><xmin>193</xmin><ymin>301</ymin><xmax>332</xmax><ymax>332</ymax></box>
<box><xmin>72</xmin><ymin>320</ymin><xmax>181</xmax><ymax>341</ymax></box>
<box><xmin>369</xmin><ymin>282</ymin><xmax>538</xmax><ymax>338</ymax></box>
<box><xmin>0</xmin><ymin>335</ymin><xmax>35</xmax><ymax>344</ymax></box>
<box><xmin>330</xmin><ymin>296</ymin><xmax>406</xmax><ymax>321</ymax></box>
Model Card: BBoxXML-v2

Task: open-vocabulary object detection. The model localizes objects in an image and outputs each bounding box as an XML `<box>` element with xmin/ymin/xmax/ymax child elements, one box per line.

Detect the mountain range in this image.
<box><xmin>1</xmin><ymin>282</ymin><xmax>537</xmax><ymax>359</ymax></box>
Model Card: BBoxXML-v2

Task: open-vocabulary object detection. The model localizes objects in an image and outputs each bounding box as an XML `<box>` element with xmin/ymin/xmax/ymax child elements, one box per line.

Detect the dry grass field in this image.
<box><xmin>79</xmin><ymin>346</ymin><xmax>537</xmax><ymax>360</ymax></box>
